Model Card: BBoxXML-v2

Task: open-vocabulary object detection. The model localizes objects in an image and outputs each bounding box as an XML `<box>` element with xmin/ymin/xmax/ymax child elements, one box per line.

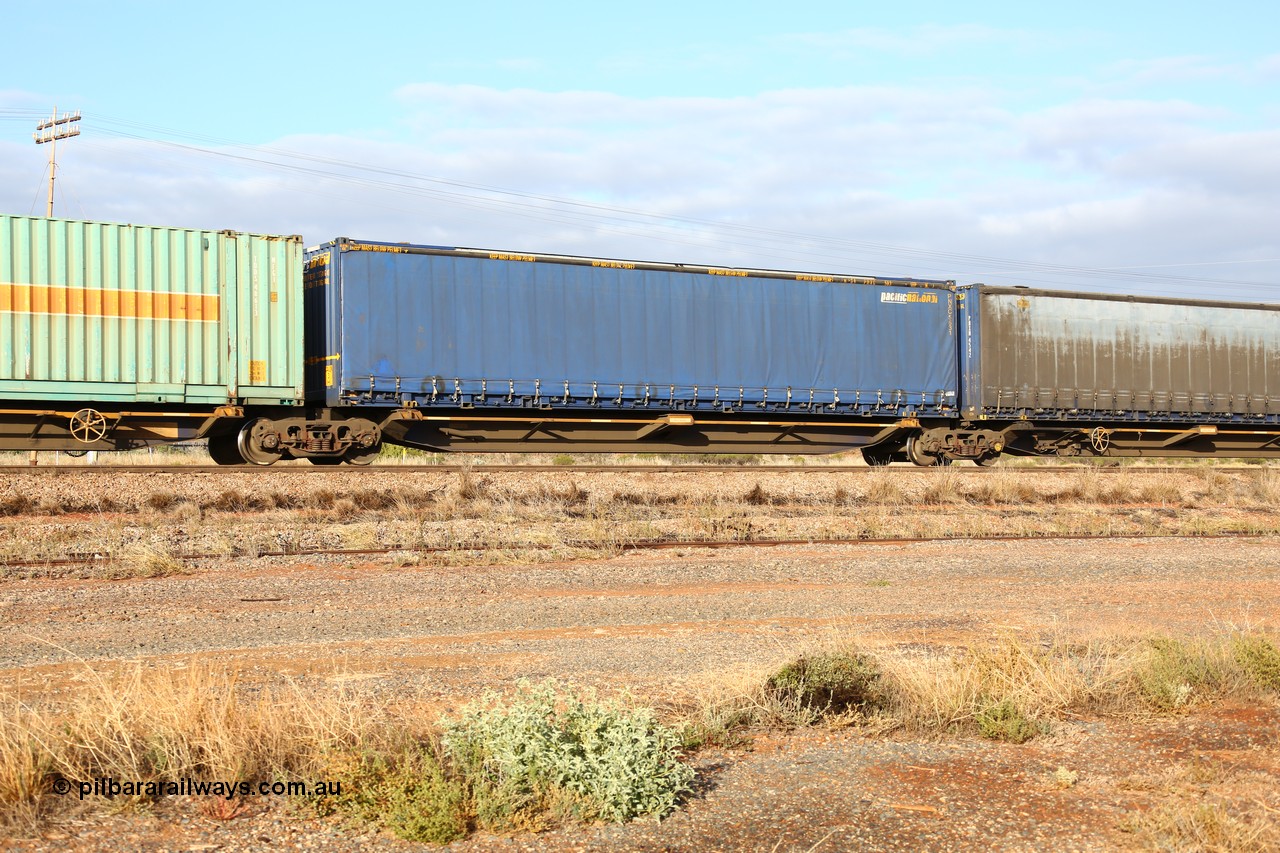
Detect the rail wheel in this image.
<box><xmin>906</xmin><ymin>435</ymin><xmax>950</xmax><ymax>467</ymax></box>
<box><xmin>208</xmin><ymin>433</ymin><xmax>244</xmax><ymax>466</ymax></box>
<box><xmin>345</xmin><ymin>443</ymin><xmax>382</xmax><ymax>466</ymax></box>
<box><xmin>236</xmin><ymin>418</ymin><xmax>283</xmax><ymax>466</ymax></box>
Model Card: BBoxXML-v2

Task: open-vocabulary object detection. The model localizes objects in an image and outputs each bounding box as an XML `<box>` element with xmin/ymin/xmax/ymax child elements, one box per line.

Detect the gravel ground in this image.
<box><xmin>4</xmin><ymin>536</ymin><xmax>1278</xmax><ymax>698</ymax></box>
<box><xmin>2</xmin><ymin>469</ymin><xmax>1279</xmax><ymax>850</ymax></box>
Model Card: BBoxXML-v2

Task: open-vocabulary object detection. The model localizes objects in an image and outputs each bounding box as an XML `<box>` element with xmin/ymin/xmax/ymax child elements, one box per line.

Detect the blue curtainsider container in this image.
<box><xmin>305</xmin><ymin>239</ymin><xmax>958</xmax><ymax>417</ymax></box>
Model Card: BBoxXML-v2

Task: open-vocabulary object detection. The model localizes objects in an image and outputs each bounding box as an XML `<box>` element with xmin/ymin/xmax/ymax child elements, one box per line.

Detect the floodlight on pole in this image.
<box><xmin>34</xmin><ymin>107</ymin><xmax>81</xmax><ymax>218</ymax></box>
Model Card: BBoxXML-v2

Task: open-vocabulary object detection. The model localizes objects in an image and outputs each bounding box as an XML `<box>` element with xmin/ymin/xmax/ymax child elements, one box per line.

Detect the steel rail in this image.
<box><xmin>0</xmin><ymin>464</ymin><xmax>1267</xmax><ymax>475</ymax></box>
<box><xmin>3</xmin><ymin>531</ymin><xmax>1271</xmax><ymax>570</ymax></box>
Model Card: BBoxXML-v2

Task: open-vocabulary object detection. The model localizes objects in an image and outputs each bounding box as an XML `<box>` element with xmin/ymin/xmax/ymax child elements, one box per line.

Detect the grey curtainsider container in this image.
<box><xmin>958</xmin><ymin>285</ymin><xmax>1280</xmax><ymax>423</ymax></box>
<box><xmin>304</xmin><ymin>239</ymin><xmax>958</xmax><ymax>417</ymax></box>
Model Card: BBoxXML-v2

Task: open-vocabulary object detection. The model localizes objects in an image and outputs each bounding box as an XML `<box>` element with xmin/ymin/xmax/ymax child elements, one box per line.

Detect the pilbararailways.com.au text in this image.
<box><xmin>52</xmin><ymin>777</ymin><xmax>341</xmax><ymax>800</ymax></box>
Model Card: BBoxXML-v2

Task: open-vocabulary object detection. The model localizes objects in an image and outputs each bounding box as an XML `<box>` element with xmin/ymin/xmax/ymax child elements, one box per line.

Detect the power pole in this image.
<box><xmin>33</xmin><ymin>107</ymin><xmax>81</xmax><ymax>218</ymax></box>
<box><xmin>29</xmin><ymin>108</ymin><xmax>82</xmax><ymax>466</ymax></box>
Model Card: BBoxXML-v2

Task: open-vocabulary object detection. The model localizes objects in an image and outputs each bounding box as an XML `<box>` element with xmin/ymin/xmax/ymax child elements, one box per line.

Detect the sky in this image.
<box><xmin>1</xmin><ymin>0</ymin><xmax>1277</xmax><ymax>299</ymax></box>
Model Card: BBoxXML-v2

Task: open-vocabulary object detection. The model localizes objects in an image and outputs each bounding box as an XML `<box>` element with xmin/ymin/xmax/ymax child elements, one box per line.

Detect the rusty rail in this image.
<box><xmin>0</xmin><ymin>463</ymin><xmax>1265</xmax><ymax>475</ymax></box>
<box><xmin>2</xmin><ymin>531</ymin><xmax>1271</xmax><ymax>571</ymax></box>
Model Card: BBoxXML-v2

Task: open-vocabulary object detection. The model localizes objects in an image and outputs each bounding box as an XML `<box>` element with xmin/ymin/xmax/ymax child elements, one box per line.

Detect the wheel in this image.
<box><xmin>69</xmin><ymin>408</ymin><xmax>108</xmax><ymax>443</ymax></box>
<box><xmin>236</xmin><ymin>419</ymin><xmax>283</xmax><ymax>466</ymax></box>
<box><xmin>345</xmin><ymin>443</ymin><xmax>382</xmax><ymax>466</ymax></box>
<box><xmin>307</xmin><ymin>456</ymin><xmax>344</xmax><ymax>466</ymax></box>
<box><xmin>906</xmin><ymin>435</ymin><xmax>950</xmax><ymax>467</ymax></box>
<box><xmin>208</xmin><ymin>433</ymin><xmax>244</xmax><ymax>465</ymax></box>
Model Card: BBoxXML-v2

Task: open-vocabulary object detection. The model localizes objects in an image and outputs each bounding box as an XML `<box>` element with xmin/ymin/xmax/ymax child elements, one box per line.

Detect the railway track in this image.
<box><xmin>2</xmin><ymin>530</ymin><xmax>1269</xmax><ymax>570</ymax></box>
<box><xmin>0</xmin><ymin>463</ymin><xmax>1267</xmax><ymax>475</ymax></box>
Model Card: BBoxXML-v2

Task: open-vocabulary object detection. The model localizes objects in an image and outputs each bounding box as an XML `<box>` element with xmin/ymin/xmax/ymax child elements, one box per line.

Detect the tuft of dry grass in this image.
<box><xmin>1127</xmin><ymin>800</ymin><xmax>1277</xmax><ymax>852</ymax></box>
<box><xmin>919</xmin><ymin>469</ymin><xmax>962</xmax><ymax>505</ymax></box>
<box><xmin>455</xmin><ymin>468</ymin><xmax>486</xmax><ymax>501</ymax></box>
<box><xmin>1137</xmin><ymin>478</ymin><xmax>1184</xmax><ymax>506</ymax></box>
<box><xmin>1250</xmin><ymin>468</ymin><xmax>1280</xmax><ymax>505</ymax></box>
<box><xmin>123</xmin><ymin>544</ymin><xmax>185</xmax><ymax>579</ymax></box>
<box><xmin>861</xmin><ymin>472</ymin><xmax>904</xmax><ymax>506</ymax></box>
<box><xmin>208</xmin><ymin>490</ymin><xmax>261</xmax><ymax>513</ymax></box>
<box><xmin>57</xmin><ymin>665</ymin><xmax>372</xmax><ymax>785</ymax></box>
<box><xmin>967</xmin><ymin>471</ymin><xmax>1040</xmax><ymax>505</ymax></box>
<box><xmin>144</xmin><ymin>492</ymin><xmax>180</xmax><ymax>511</ymax></box>
<box><xmin>0</xmin><ymin>495</ymin><xmax>35</xmax><ymax>517</ymax></box>
<box><xmin>1098</xmin><ymin>475</ymin><xmax>1136</xmax><ymax>505</ymax></box>
<box><xmin>0</xmin><ymin>663</ymin><xmax>378</xmax><ymax>831</ymax></box>
<box><xmin>0</xmin><ymin>703</ymin><xmax>53</xmax><ymax>829</ymax></box>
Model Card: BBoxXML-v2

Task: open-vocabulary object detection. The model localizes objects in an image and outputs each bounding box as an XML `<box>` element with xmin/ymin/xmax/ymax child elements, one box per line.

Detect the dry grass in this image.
<box><xmin>0</xmin><ymin>703</ymin><xmax>52</xmax><ymax>828</ymax></box>
<box><xmin>1120</xmin><ymin>759</ymin><xmax>1280</xmax><ymax>851</ymax></box>
<box><xmin>1</xmin><ymin>667</ymin><xmax>693</xmax><ymax>842</ymax></box>
<box><xmin>3</xmin><ymin>631</ymin><xmax>1278</xmax><ymax>840</ymax></box>
<box><xmin>861</xmin><ymin>472</ymin><xmax>905</xmax><ymax>505</ymax></box>
<box><xmin>919</xmin><ymin>469</ymin><xmax>963</xmax><ymax>504</ymax></box>
<box><xmin>0</xmin><ymin>663</ymin><xmax>377</xmax><ymax>832</ymax></box>
<box><xmin>682</xmin><ymin>630</ymin><xmax>1280</xmax><ymax>746</ymax></box>
<box><xmin>966</xmin><ymin>471</ymin><xmax>1040</xmax><ymax>504</ymax></box>
<box><xmin>106</xmin><ymin>544</ymin><xmax>186</xmax><ymax>579</ymax></box>
<box><xmin>1250</xmin><ymin>468</ymin><xmax>1280</xmax><ymax>504</ymax></box>
<box><xmin>5</xmin><ymin>466</ymin><xmax>1280</xmax><ymax>581</ymax></box>
<box><xmin>1128</xmin><ymin>801</ymin><xmax>1277</xmax><ymax>852</ymax></box>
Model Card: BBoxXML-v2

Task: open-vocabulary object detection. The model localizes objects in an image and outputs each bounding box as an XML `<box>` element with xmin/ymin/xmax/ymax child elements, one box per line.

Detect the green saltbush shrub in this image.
<box><xmin>314</xmin><ymin>745</ymin><xmax>467</xmax><ymax>844</ymax></box>
<box><xmin>765</xmin><ymin>650</ymin><xmax>883</xmax><ymax>713</ymax></box>
<box><xmin>441</xmin><ymin>681</ymin><xmax>693</xmax><ymax>829</ymax></box>
<box><xmin>975</xmin><ymin>699</ymin><xmax>1043</xmax><ymax>743</ymax></box>
<box><xmin>1232</xmin><ymin>633</ymin><xmax>1280</xmax><ymax>691</ymax></box>
<box><xmin>1135</xmin><ymin>637</ymin><xmax>1223</xmax><ymax>711</ymax></box>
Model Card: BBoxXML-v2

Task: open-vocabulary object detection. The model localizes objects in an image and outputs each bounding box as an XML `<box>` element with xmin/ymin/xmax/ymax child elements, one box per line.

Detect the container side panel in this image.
<box><xmin>329</xmin><ymin>248</ymin><xmax>957</xmax><ymax>412</ymax></box>
<box><xmin>0</xmin><ymin>214</ymin><xmax>302</xmax><ymax>405</ymax></box>
<box><xmin>977</xmin><ymin>289</ymin><xmax>1280</xmax><ymax>422</ymax></box>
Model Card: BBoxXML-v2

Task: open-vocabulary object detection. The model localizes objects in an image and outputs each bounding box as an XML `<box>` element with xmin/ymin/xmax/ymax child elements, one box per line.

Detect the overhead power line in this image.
<box><xmin>24</xmin><ymin>112</ymin><xmax>1279</xmax><ymax>296</ymax></box>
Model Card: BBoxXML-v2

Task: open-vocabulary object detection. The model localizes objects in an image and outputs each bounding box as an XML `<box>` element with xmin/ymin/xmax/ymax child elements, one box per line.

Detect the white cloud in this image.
<box><xmin>1</xmin><ymin>83</ymin><xmax>1275</xmax><ymax>299</ymax></box>
<box><xmin>1101</xmin><ymin>55</ymin><xmax>1236</xmax><ymax>87</ymax></box>
<box><xmin>1018</xmin><ymin>98</ymin><xmax>1231</xmax><ymax>176</ymax></box>
<box><xmin>1114</xmin><ymin>129</ymin><xmax>1280</xmax><ymax>194</ymax></box>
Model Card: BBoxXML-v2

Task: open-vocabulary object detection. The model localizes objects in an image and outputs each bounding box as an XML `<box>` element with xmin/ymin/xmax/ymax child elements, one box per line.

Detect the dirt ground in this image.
<box><xmin>2</xmin><ymin>467</ymin><xmax>1279</xmax><ymax>851</ymax></box>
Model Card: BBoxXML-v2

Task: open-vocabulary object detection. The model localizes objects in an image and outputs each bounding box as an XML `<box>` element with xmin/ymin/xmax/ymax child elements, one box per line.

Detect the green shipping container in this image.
<box><xmin>0</xmin><ymin>214</ymin><xmax>303</xmax><ymax>405</ymax></box>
